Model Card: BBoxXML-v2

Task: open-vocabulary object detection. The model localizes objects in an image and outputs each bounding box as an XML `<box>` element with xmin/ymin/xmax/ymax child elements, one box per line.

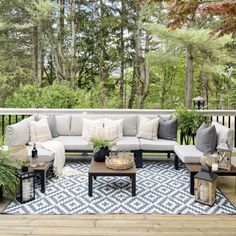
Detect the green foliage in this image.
<box><xmin>0</xmin><ymin>151</ymin><xmax>23</xmax><ymax>198</ymax></box>
<box><xmin>90</xmin><ymin>137</ymin><xmax>111</xmax><ymax>149</ymax></box>
<box><xmin>175</xmin><ymin>105</ymin><xmax>205</xmax><ymax>143</ymax></box>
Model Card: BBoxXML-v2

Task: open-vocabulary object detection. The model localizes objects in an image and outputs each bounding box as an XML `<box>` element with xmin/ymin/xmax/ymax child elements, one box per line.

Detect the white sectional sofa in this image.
<box><xmin>6</xmin><ymin>113</ymin><xmax>178</xmax><ymax>168</ymax></box>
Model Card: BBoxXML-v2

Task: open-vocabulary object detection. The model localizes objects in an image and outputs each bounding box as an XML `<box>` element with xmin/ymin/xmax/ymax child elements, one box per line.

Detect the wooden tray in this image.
<box><xmin>105</xmin><ymin>152</ymin><xmax>134</xmax><ymax>170</ymax></box>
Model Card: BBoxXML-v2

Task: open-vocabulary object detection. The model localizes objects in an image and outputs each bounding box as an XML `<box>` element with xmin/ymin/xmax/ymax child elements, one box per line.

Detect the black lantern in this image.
<box><xmin>193</xmin><ymin>96</ymin><xmax>205</xmax><ymax>110</ymax></box>
<box><xmin>194</xmin><ymin>165</ymin><xmax>217</xmax><ymax>206</ymax></box>
<box><xmin>16</xmin><ymin>166</ymin><xmax>35</xmax><ymax>204</ymax></box>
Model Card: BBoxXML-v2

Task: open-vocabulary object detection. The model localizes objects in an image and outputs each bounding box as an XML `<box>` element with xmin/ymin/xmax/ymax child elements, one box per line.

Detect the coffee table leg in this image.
<box><xmin>131</xmin><ymin>174</ymin><xmax>136</xmax><ymax>196</ymax></box>
<box><xmin>40</xmin><ymin>170</ymin><xmax>46</xmax><ymax>193</ymax></box>
<box><xmin>89</xmin><ymin>174</ymin><xmax>93</xmax><ymax>197</ymax></box>
<box><xmin>190</xmin><ymin>172</ymin><xmax>195</xmax><ymax>195</ymax></box>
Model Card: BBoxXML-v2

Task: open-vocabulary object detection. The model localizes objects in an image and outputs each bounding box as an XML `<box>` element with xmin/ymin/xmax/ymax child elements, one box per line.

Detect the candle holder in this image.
<box><xmin>194</xmin><ymin>165</ymin><xmax>217</xmax><ymax>206</ymax></box>
<box><xmin>16</xmin><ymin>166</ymin><xmax>35</xmax><ymax>204</ymax></box>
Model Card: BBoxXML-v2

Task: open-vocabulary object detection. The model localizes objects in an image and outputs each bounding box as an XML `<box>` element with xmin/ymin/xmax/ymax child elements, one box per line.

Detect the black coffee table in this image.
<box><xmin>88</xmin><ymin>159</ymin><xmax>136</xmax><ymax>197</ymax></box>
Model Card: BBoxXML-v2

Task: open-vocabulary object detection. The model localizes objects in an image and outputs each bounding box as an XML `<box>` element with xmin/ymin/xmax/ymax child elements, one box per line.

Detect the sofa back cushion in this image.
<box><xmin>6</xmin><ymin>116</ymin><xmax>35</xmax><ymax>148</ymax></box>
<box><xmin>55</xmin><ymin>115</ymin><xmax>71</xmax><ymax>136</ymax></box>
<box><xmin>70</xmin><ymin>115</ymin><xmax>83</xmax><ymax>136</ymax></box>
<box><xmin>104</xmin><ymin>115</ymin><xmax>137</xmax><ymax>136</ymax></box>
<box><xmin>195</xmin><ymin>123</ymin><xmax>217</xmax><ymax>154</ymax></box>
<box><xmin>211</xmin><ymin>121</ymin><xmax>234</xmax><ymax>149</ymax></box>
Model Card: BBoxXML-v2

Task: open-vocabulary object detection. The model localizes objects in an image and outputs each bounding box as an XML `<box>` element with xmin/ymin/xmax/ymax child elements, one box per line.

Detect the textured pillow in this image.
<box><xmin>195</xmin><ymin>123</ymin><xmax>217</xmax><ymax>154</ymax></box>
<box><xmin>136</xmin><ymin>116</ymin><xmax>159</xmax><ymax>140</ymax></box>
<box><xmin>158</xmin><ymin>117</ymin><xmax>177</xmax><ymax>141</ymax></box>
<box><xmin>89</xmin><ymin>125</ymin><xmax>118</xmax><ymax>141</ymax></box>
<box><xmin>211</xmin><ymin>121</ymin><xmax>234</xmax><ymax>149</ymax></box>
<box><xmin>36</xmin><ymin>114</ymin><xmax>58</xmax><ymax>138</ymax></box>
<box><xmin>29</xmin><ymin>118</ymin><xmax>52</xmax><ymax>143</ymax></box>
<box><xmin>103</xmin><ymin>118</ymin><xmax>123</xmax><ymax>139</ymax></box>
<box><xmin>82</xmin><ymin>118</ymin><xmax>104</xmax><ymax>140</ymax></box>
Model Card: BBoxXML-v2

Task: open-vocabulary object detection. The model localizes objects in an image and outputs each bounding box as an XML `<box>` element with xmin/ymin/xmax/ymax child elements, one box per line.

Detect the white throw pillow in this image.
<box><xmin>136</xmin><ymin>116</ymin><xmax>159</xmax><ymax>140</ymax></box>
<box><xmin>103</xmin><ymin>118</ymin><xmax>123</xmax><ymax>139</ymax></box>
<box><xmin>29</xmin><ymin>118</ymin><xmax>52</xmax><ymax>143</ymax></box>
<box><xmin>90</xmin><ymin>125</ymin><xmax>118</xmax><ymax>141</ymax></box>
<box><xmin>82</xmin><ymin>118</ymin><xmax>104</xmax><ymax>140</ymax></box>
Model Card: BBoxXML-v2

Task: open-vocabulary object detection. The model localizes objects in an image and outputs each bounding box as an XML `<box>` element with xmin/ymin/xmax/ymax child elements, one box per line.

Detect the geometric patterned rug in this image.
<box><xmin>2</xmin><ymin>160</ymin><xmax>236</xmax><ymax>215</ymax></box>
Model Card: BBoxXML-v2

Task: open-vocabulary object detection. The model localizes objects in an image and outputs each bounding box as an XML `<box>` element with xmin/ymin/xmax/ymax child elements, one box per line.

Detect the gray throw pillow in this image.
<box><xmin>36</xmin><ymin>114</ymin><xmax>58</xmax><ymax>138</ymax></box>
<box><xmin>158</xmin><ymin>117</ymin><xmax>177</xmax><ymax>141</ymax></box>
<box><xmin>195</xmin><ymin>123</ymin><xmax>217</xmax><ymax>154</ymax></box>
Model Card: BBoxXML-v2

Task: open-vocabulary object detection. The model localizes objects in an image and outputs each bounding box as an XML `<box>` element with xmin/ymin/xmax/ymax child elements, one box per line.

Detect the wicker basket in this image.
<box><xmin>105</xmin><ymin>152</ymin><xmax>134</xmax><ymax>170</ymax></box>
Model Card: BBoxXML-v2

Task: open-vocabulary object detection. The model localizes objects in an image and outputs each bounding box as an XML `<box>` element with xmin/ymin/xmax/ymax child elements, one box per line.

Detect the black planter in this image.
<box><xmin>94</xmin><ymin>146</ymin><xmax>109</xmax><ymax>162</ymax></box>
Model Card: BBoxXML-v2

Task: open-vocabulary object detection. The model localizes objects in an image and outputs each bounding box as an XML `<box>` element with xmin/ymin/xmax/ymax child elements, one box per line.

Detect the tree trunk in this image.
<box><xmin>99</xmin><ymin>0</ymin><xmax>105</xmax><ymax>82</ymax></box>
<box><xmin>70</xmin><ymin>0</ymin><xmax>76</xmax><ymax>89</ymax></box>
<box><xmin>200</xmin><ymin>68</ymin><xmax>208</xmax><ymax>107</ymax></box>
<box><xmin>57</xmin><ymin>0</ymin><xmax>66</xmax><ymax>78</ymax></box>
<box><xmin>128</xmin><ymin>2</ymin><xmax>141</xmax><ymax>109</ymax></box>
<box><xmin>119</xmin><ymin>0</ymin><xmax>125</xmax><ymax>108</ymax></box>
<box><xmin>185</xmin><ymin>47</ymin><xmax>193</xmax><ymax>109</ymax></box>
<box><xmin>37</xmin><ymin>24</ymin><xmax>43</xmax><ymax>84</ymax></box>
<box><xmin>32</xmin><ymin>26</ymin><xmax>38</xmax><ymax>83</ymax></box>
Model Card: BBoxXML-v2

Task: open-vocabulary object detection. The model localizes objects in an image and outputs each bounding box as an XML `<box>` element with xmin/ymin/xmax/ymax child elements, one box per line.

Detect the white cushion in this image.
<box><xmin>6</xmin><ymin>116</ymin><xmax>35</xmax><ymax>148</ymax></box>
<box><xmin>53</xmin><ymin>136</ymin><xmax>93</xmax><ymax>151</ymax></box>
<box><xmin>29</xmin><ymin>118</ymin><xmax>52</xmax><ymax>143</ymax></box>
<box><xmin>103</xmin><ymin>118</ymin><xmax>123</xmax><ymax>139</ymax></box>
<box><xmin>174</xmin><ymin>145</ymin><xmax>210</xmax><ymax>163</ymax></box>
<box><xmin>82</xmin><ymin>118</ymin><xmax>104</xmax><ymax>140</ymax></box>
<box><xmin>113</xmin><ymin>137</ymin><xmax>141</xmax><ymax>151</ymax></box>
<box><xmin>55</xmin><ymin>115</ymin><xmax>71</xmax><ymax>136</ymax></box>
<box><xmin>211</xmin><ymin>121</ymin><xmax>234</xmax><ymax>149</ymax></box>
<box><xmin>70</xmin><ymin>115</ymin><xmax>83</xmax><ymax>136</ymax></box>
<box><xmin>140</xmin><ymin>138</ymin><xmax>177</xmax><ymax>151</ymax></box>
<box><xmin>89</xmin><ymin>125</ymin><xmax>118</xmax><ymax>141</ymax></box>
<box><xmin>137</xmin><ymin>116</ymin><xmax>159</xmax><ymax>140</ymax></box>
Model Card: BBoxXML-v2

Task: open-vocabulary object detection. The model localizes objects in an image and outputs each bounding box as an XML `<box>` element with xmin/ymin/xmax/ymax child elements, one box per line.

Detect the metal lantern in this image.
<box><xmin>217</xmin><ymin>140</ymin><xmax>232</xmax><ymax>171</ymax></box>
<box><xmin>16</xmin><ymin>166</ymin><xmax>35</xmax><ymax>204</ymax></box>
<box><xmin>193</xmin><ymin>96</ymin><xmax>205</xmax><ymax>110</ymax></box>
<box><xmin>194</xmin><ymin>165</ymin><xmax>217</xmax><ymax>206</ymax></box>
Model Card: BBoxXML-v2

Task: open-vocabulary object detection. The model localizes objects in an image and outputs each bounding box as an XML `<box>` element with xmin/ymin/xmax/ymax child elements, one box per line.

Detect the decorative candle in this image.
<box><xmin>200</xmin><ymin>183</ymin><xmax>209</xmax><ymax>202</ymax></box>
<box><xmin>22</xmin><ymin>179</ymin><xmax>31</xmax><ymax>202</ymax></box>
<box><xmin>212</xmin><ymin>163</ymin><xmax>218</xmax><ymax>171</ymax></box>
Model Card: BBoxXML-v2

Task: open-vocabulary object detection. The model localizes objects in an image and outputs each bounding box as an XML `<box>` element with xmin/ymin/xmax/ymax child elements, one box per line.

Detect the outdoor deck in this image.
<box><xmin>1</xmin><ymin>165</ymin><xmax>236</xmax><ymax>236</ymax></box>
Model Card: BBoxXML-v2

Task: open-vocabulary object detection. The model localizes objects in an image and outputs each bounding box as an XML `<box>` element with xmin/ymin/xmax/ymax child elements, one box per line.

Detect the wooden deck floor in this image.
<box><xmin>1</xmin><ymin>162</ymin><xmax>236</xmax><ymax>235</ymax></box>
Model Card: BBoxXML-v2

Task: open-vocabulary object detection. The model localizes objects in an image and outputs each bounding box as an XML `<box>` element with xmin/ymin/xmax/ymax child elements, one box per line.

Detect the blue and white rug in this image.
<box><xmin>2</xmin><ymin>160</ymin><xmax>236</xmax><ymax>215</ymax></box>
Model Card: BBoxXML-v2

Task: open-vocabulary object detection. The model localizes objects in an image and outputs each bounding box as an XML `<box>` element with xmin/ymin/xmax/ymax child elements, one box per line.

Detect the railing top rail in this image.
<box><xmin>0</xmin><ymin>108</ymin><xmax>175</xmax><ymax>115</ymax></box>
<box><xmin>0</xmin><ymin>108</ymin><xmax>235</xmax><ymax>116</ymax></box>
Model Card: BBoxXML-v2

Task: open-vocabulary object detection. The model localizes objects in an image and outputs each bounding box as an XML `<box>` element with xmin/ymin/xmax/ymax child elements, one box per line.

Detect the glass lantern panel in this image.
<box><xmin>199</xmin><ymin>180</ymin><xmax>209</xmax><ymax>203</ymax></box>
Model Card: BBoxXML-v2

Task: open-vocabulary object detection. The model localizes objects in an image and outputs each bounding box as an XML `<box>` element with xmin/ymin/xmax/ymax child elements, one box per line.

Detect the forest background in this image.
<box><xmin>0</xmin><ymin>0</ymin><xmax>236</xmax><ymax>110</ymax></box>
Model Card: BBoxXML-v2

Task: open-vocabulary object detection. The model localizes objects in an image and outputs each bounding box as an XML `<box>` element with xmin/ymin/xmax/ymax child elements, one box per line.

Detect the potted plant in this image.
<box><xmin>90</xmin><ymin>137</ymin><xmax>111</xmax><ymax>162</ymax></box>
<box><xmin>175</xmin><ymin>105</ymin><xmax>206</xmax><ymax>144</ymax></box>
<box><xmin>0</xmin><ymin>150</ymin><xmax>23</xmax><ymax>199</ymax></box>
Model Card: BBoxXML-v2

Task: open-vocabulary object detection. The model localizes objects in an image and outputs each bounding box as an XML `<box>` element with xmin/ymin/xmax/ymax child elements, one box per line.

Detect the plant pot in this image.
<box><xmin>94</xmin><ymin>146</ymin><xmax>109</xmax><ymax>162</ymax></box>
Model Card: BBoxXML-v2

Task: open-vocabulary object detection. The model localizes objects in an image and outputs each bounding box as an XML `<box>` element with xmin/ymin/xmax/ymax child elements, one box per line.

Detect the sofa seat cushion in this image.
<box><xmin>26</xmin><ymin>146</ymin><xmax>54</xmax><ymax>163</ymax></box>
<box><xmin>114</xmin><ymin>137</ymin><xmax>141</xmax><ymax>151</ymax></box>
<box><xmin>53</xmin><ymin>136</ymin><xmax>93</xmax><ymax>151</ymax></box>
<box><xmin>140</xmin><ymin>138</ymin><xmax>177</xmax><ymax>151</ymax></box>
<box><xmin>174</xmin><ymin>145</ymin><xmax>218</xmax><ymax>164</ymax></box>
